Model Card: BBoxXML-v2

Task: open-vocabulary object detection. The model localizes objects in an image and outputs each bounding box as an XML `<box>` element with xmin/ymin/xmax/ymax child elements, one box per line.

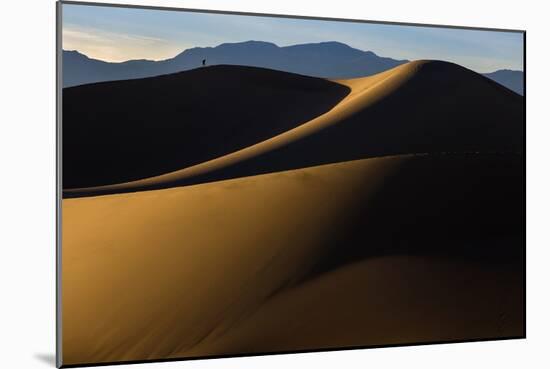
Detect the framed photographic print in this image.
<box><xmin>57</xmin><ymin>1</ymin><xmax>526</xmax><ymax>367</ymax></box>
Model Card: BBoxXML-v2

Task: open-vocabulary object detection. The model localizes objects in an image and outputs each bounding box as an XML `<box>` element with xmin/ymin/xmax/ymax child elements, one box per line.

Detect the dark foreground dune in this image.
<box><xmin>62</xmin><ymin>65</ymin><xmax>350</xmax><ymax>188</ymax></box>
<box><xmin>64</xmin><ymin>60</ymin><xmax>524</xmax><ymax>198</ymax></box>
<box><xmin>62</xmin><ymin>153</ymin><xmax>524</xmax><ymax>365</ymax></box>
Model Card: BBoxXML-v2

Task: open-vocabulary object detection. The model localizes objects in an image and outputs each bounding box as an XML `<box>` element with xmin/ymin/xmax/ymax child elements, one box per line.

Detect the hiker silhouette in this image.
<box><xmin>202</xmin><ymin>59</ymin><xmax>206</xmax><ymax>66</ymax></box>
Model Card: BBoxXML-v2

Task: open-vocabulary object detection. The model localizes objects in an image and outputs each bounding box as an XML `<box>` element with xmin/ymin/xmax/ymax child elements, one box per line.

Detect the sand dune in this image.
<box><xmin>62</xmin><ymin>153</ymin><xmax>524</xmax><ymax>365</ymax></box>
<box><xmin>65</xmin><ymin>60</ymin><xmax>524</xmax><ymax>198</ymax></box>
<box><xmin>187</xmin><ymin>255</ymin><xmax>523</xmax><ymax>357</ymax></box>
<box><xmin>61</xmin><ymin>59</ymin><xmax>525</xmax><ymax>366</ymax></box>
<box><xmin>63</xmin><ymin>65</ymin><xmax>350</xmax><ymax>188</ymax></box>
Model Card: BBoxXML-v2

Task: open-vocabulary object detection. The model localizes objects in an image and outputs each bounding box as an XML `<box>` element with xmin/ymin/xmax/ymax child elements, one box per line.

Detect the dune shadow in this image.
<box><xmin>304</xmin><ymin>152</ymin><xmax>525</xmax><ymax>279</ymax></box>
<box><xmin>63</xmin><ymin>61</ymin><xmax>524</xmax><ymax>199</ymax></box>
<box><xmin>63</xmin><ymin>65</ymin><xmax>350</xmax><ymax>189</ymax></box>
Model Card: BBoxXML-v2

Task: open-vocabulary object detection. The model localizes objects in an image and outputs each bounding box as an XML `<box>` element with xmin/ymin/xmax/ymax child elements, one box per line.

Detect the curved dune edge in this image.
<box><xmin>62</xmin><ymin>153</ymin><xmax>524</xmax><ymax>365</ymax></box>
<box><xmin>63</xmin><ymin>155</ymin><xmax>408</xmax><ymax>364</ymax></box>
<box><xmin>64</xmin><ymin>60</ymin><xmax>423</xmax><ymax>198</ymax></box>
<box><xmin>63</xmin><ymin>65</ymin><xmax>352</xmax><ymax>189</ymax></box>
<box><xmin>184</xmin><ymin>255</ymin><xmax>524</xmax><ymax>358</ymax></box>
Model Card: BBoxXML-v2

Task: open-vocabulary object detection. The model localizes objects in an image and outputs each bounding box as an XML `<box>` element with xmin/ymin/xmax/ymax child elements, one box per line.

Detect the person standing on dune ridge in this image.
<box><xmin>202</xmin><ymin>58</ymin><xmax>206</xmax><ymax>67</ymax></box>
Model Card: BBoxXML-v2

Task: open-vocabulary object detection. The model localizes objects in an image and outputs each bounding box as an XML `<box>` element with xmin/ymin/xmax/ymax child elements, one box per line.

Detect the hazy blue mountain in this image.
<box><xmin>63</xmin><ymin>50</ymin><xmax>163</xmax><ymax>88</ymax></box>
<box><xmin>482</xmin><ymin>69</ymin><xmax>524</xmax><ymax>95</ymax></box>
<box><xmin>63</xmin><ymin>40</ymin><xmax>524</xmax><ymax>95</ymax></box>
<box><xmin>63</xmin><ymin>41</ymin><xmax>408</xmax><ymax>87</ymax></box>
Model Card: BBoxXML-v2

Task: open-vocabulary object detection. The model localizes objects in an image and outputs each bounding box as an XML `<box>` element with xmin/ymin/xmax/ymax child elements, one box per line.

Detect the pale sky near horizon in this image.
<box><xmin>62</xmin><ymin>3</ymin><xmax>524</xmax><ymax>73</ymax></box>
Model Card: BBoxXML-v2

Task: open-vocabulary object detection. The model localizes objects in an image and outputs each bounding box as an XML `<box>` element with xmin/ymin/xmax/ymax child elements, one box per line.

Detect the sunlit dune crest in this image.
<box><xmin>63</xmin><ymin>60</ymin><xmax>523</xmax><ymax>198</ymax></box>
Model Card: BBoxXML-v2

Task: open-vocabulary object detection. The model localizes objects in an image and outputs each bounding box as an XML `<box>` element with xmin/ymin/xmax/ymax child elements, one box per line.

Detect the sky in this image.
<box><xmin>62</xmin><ymin>3</ymin><xmax>524</xmax><ymax>73</ymax></box>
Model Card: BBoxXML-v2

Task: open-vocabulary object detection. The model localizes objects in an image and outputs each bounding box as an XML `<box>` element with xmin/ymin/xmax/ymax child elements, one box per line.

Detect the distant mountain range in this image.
<box><xmin>483</xmin><ymin>69</ymin><xmax>524</xmax><ymax>95</ymax></box>
<box><xmin>62</xmin><ymin>40</ymin><xmax>524</xmax><ymax>95</ymax></box>
<box><xmin>62</xmin><ymin>41</ymin><xmax>406</xmax><ymax>87</ymax></box>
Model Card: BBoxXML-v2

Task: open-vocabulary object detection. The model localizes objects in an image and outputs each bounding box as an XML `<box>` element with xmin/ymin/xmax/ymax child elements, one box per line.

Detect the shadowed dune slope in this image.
<box><xmin>62</xmin><ymin>65</ymin><xmax>350</xmax><ymax>188</ymax></box>
<box><xmin>62</xmin><ymin>153</ymin><xmax>524</xmax><ymax>365</ymax></box>
<box><xmin>65</xmin><ymin>60</ymin><xmax>524</xmax><ymax>198</ymax></box>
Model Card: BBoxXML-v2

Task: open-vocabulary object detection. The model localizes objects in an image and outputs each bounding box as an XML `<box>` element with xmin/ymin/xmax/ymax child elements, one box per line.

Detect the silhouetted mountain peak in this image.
<box><xmin>483</xmin><ymin>69</ymin><xmax>524</xmax><ymax>95</ymax></box>
<box><xmin>218</xmin><ymin>40</ymin><xmax>278</xmax><ymax>48</ymax></box>
<box><xmin>64</xmin><ymin>50</ymin><xmax>89</xmax><ymax>59</ymax></box>
<box><xmin>318</xmin><ymin>41</ymin><xmax>353</xmax><ymax>48</ymax></box>
<box><xmin>486</xmin><ymin>69</ymin><xmax>521</xmax><ymax>75</ymax></box>
<box><xmin>283</xmin><ymin>41</ymin><xmax>359</xmax><ymax>52</ymax></box>
<box><xmin>172</xmin><ymin>46</ymin><xmax>208</xmax><ymax>58</ymax></box>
